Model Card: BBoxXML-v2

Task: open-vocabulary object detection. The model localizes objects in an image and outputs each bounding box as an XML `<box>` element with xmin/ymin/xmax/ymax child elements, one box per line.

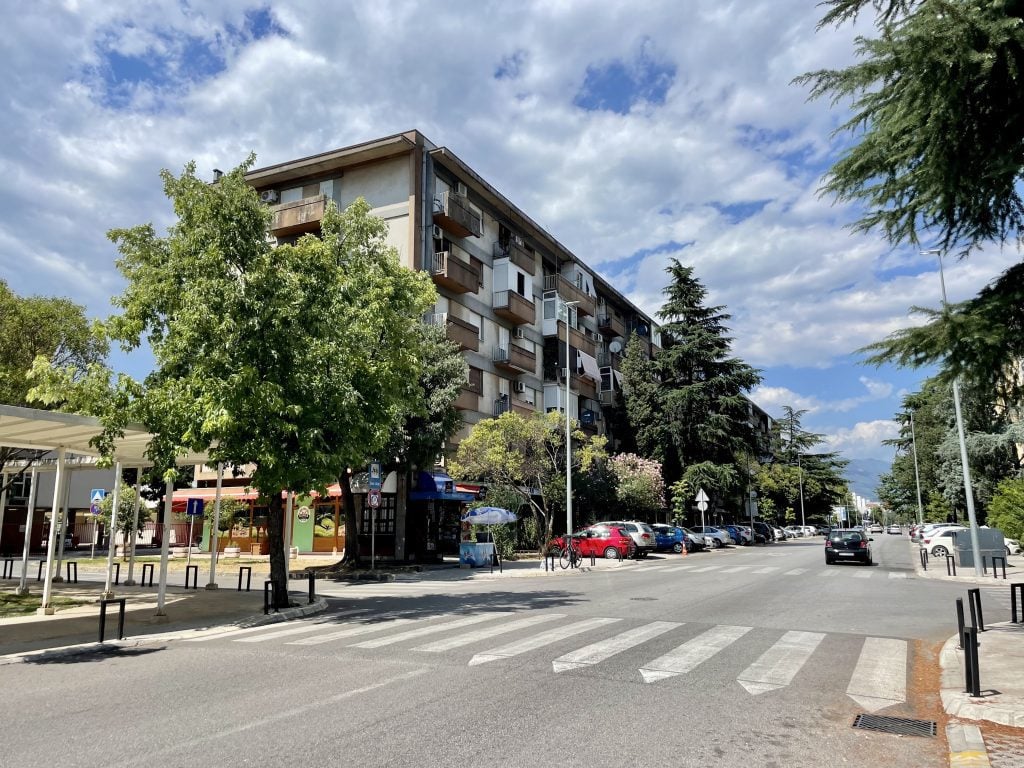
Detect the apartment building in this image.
<box><xmin>245</xmin><ymin>130</ymin><xmax>661</xmax><ymax>448</ymax></box>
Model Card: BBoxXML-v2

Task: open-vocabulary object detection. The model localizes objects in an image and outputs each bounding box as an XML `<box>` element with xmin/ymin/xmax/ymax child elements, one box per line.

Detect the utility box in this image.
<box><xmin>954</xmin><ymin>528</ymin><xmax>1005</xmax><ymax>569</ymax></box>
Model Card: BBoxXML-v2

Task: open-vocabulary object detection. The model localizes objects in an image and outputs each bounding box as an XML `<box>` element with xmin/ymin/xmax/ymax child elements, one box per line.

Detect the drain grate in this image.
<box><xmin>852</xmin><ymin>714</ymin><xmax>936</xmax><ymax>738</ymax></box>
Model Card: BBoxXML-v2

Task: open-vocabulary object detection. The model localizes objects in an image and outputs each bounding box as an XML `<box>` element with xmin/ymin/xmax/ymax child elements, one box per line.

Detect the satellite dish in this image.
<box><xmin>608</xmin><ymin>340</ymin><xmax>623</xmax><ymax>354</ymax></box>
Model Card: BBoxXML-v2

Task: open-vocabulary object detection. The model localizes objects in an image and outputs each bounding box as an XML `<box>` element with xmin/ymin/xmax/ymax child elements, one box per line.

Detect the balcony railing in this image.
<box><xmin>599</xmin><ymin>390</ymin><xmax>617</xmax><ymax>405</ymax></box>
<box><xmin>493</xmin><ymin>398</ymin><xmax>510</xmax><ymax>417</ymax></box>
<box><xmin>433</xmin><ymin>191</ymin><xmax>482</xmax><ymax>238</ymax></box>
<box><xmin>465</xmin><ymin>366</ymin><xmax>484</xmax><ymax>394</ymax></box>
<box><xmin>598</xmin><ymin>313</ymin><xmax>625</xmax><ymax>338</ymax></box>
<box><xmin>431</xmin><ymin>251</ymin><xmax>480</xmax><ymax>294</ymax></box>
<box><xmin>270</xmin><ymin>195</ymin><xmax>327</xmax><ymax>237</ymax></box>
<box><xmin>454</xmin><ymin>389</ymin><xmax>479</xmax><ymax>411</ymax></box>
<box><xmin>551</xmin><ymin>321</ymin><xmax>596</xmax><ymax>358</ymax></box>
<box><xmin>492</xmin><ymin>240</ymin><xmax>536</xmax><ymax>275</ymax></box>
<box><xmin>597</xmin><ymin>351</ymin><xmax>621</xmax><ymax>370</ymax></box>
<box><xmin>424</xmin><ymin>312</ymin><xmax>479</xmax><ymax>352</ymax></box>
<box><xmin>492</xmin><ymin>344</ymin><xmax>536</xmax><ymax>374</ymax></box>
<box><xmin>510</xmin><ymin>398</ymin><xmax>536</xmax><ymax>417</ymax></box>
<box><xmin>493</xmin><ymin>290</ymin><xmax>535</xmax><ymax>326</ymax></box>
<box><xmin>543</xmin><ymin>273</ymin><xmax>596</xmax><ymax>316</ymax></box>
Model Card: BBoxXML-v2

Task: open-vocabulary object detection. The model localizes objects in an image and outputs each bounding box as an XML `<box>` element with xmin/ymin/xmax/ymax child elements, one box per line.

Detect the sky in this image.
<box><xmin>2</xmin><ymin>1</ymin><xmax>1020</xmax><ymax>494</ymax></box>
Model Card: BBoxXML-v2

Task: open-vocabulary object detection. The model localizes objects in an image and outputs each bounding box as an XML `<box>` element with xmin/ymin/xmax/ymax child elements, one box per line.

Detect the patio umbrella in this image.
<box><xmin>461</xmin><ymin>506</ymin><xmax>517</xmax><ymax>526</ymax></box>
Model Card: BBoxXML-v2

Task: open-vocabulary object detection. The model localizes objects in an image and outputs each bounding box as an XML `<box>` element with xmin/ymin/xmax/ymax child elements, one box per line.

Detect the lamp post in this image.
<box><xmin>921</xmin><ymin>248</ymin><xmax>984</xmax><ymax>576</ymax></box>
<box><xmin>561</xmin><ymin>299</ymin><xmax>579</xmax><ymax>561</ymax></box>
<box><xmin>908</xmin><ymin>410</ymin><xmax>925</xmax><ymax>527</ymax></box>
<box><xmin>797</xmin><ymin>454</ymin><xmax>805</xmax><ymax>531</ymax></box>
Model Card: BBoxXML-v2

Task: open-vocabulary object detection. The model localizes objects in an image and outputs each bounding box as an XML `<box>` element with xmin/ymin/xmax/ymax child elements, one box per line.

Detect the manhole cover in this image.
<box><xmin>852</xmin><ymin>714</ymin><xmax>936</xmax><ymax>738</ymax></box>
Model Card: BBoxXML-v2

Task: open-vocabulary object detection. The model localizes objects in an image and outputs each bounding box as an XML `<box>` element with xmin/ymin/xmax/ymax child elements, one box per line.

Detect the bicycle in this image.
<box><xmin>559</xmin><ymin>536</ymin><xmax>583</xmax><ymax>569</ymax></box>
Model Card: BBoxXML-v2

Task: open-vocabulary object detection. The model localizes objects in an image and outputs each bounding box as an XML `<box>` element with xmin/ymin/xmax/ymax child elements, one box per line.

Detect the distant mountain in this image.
<box><xmin>844</xmin><ymin>457</ymin><xmax>890</xmax><ymax>501</ymax></box>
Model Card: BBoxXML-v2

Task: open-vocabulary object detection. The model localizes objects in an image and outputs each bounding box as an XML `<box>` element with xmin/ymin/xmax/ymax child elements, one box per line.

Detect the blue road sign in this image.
<box><xmin>186</xmin><ymin>498</ymin><xmax>205</xmax><ymax>516</ymax></box>
<box><xmin>369</xmin><ymin>460</ymin><xmax>382</xmax><ymax>491</ymax></box>
<box><xmin>90</xmin><ymin>488</ymin><xmax>106</xmax><ymax>516</ymax></box>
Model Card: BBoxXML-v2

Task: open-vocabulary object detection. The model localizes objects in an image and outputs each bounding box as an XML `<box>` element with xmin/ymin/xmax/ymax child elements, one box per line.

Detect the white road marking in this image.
<box><xmin>469</xmin><ymin>617</ymin><xmax>620</xmax><ymax>666</ymax></box>
<box><xmin>660</xmin><ymin>565</ymin><xmax>698</xmax><ymax>572</ymax></box>
<box><xmin>350</xmin><ymin>612</ymin><xmax>511</xmax><ymax>648</ymax></box>
<box><xmin>184</xmin><ymin>610</ymin><xmax>365</xmax><ymax>642</ymax></box>
<box><xmin>639</xmin><ymin>625</ymin><xmax>752</xmax><ymax>683</ymax></box>
<box><xmin>853</xmin><ymin>571</ymin><xmax>873</xmax><ymax>579</ymax></box>
<box><xmin>846</xmin><ymin>637</ymin><xmax>907</xmax><ymax>711</ymax></box>
<box><xmin>752</xmin><ymin>567</ymin><xmax>778</xmax><ymax>574</ymax></box>
<box><xmin>286</xmin><ymin>615</ymin><xmax>425</xmax><ymax>645</ymax></box>
<box><xmin>783</xmin><ymin>568</ymin><xmax>808</xmax><ymax>576</ymax></box>
<box><xmin>414</xmin><ymin>613</ymin><xmax>565</xmax><ymax>653</ymax></box>
<box><xmin>737</xmin><ymin>630</ymin><xmax>825</xmax><ymax>695</ymax></box>
<box><xmin>690</xmin><ymin>565</ymin><xmax>722</xmax><ymax>573</ymax></box>
<box><xmin>820</xmin><ymin>570</ymin><xmax>841</xmax><ymax>577</ymax></box>
<box><xmin>232</xmin><ymin>610</ymin><xmax>369</xmax><ymax>643</ymax></box>
<box><xmin>720</xmin><ymin>566</ymin><xmax>752</xmax><ymax>573</ymax></box>
<box><xmin>552</xmin><ymin>621</ymin><xmax>682</xmax><ymax>673</ymax></box>
<box><xmin>888</xmin><ymin>572</ymin><xmax>908</xmax><ymax>579</ymax></box>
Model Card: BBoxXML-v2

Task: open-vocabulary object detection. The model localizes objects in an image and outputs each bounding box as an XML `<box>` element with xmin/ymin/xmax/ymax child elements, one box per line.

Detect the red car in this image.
<box><xmin>548</xmin><ymin>525</ymin><xmax>636</xmax><ymax>560</ymax></box>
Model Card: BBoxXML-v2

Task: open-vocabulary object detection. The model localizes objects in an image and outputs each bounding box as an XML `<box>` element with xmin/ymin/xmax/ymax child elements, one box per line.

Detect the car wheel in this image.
<box><xmin>713</xmin><ymin>539</ymin><xmax>722</xmax><ymax>549</ymax></box>
<box><xmin>932</xmin><ymin>545</ymin><xmax>948</xmax><ymax>558</ymax></box>
<box><xmin>825</xmin><ymin>556</ymin><xmax>834</xmax><ymax>565</ymax></box>
<box><xmin>672</xmin><ymin>542</ymin><xmax>683</xmax><ymax>553</ymax></box>
<box><xmin>638</xmin><ymin>549</ymin><xmax>648</xmax><ymax>559</ymax></box>
<box><xmin>604</xmin><ymin>547</ymin><xmax>619</xmax><ymax>559</ymax></box>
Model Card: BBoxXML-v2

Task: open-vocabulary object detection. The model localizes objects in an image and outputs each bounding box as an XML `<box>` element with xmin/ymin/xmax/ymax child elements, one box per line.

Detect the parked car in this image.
<box><xmin>679</xmin><ymin>527</ymin><xmax>706</xmax><ymax>552</ymax></box>
<box><xmin>784</xmin><ymin>526</ymin><xmax>803</xmax><ymax>538</ymax></box>
<box><xmin>690</xmin><ymin>526</ymin><xmax>731</xmax><ymax>548</ymax></box>
<box><xmin>651</xmin><ymin>524</ymin><xmax>688</xmax><ymax>553</ymax></box>
<box><xmin>594</xmin><ymin>520</ymin><xmax>656</xmax><ymax>558</ymax></box>
<box><xmin>721</xmin><ymin>524</ymin><xmax>748</xmax><ymax>546</ymax></box>
<box><xmin>771</xmin><ymin>526</ymin><xmax>786</xmax><ymax>541</ymax></box>
<box><xmin>1007</xmin><ymin>539</ymin><xmax>1021</xmax><ymax>556</ymax></box>
<box><xmin>913</xmin><ymin>522</ymin><xmax>959</xmax><ymax>542</ymax></box>
<box><xmin>825</xmin><ymin>528</ymin><xmax>873</xmax><ymax>565</ymax></box>
<box><xmin>751</xmin><ymin>521</ymin><xmax>774</xmax><ymax>544</ymax></box>
<box><xmin>886</xmin><ymin>524</ymin><xmax>901</xmax><ymax>534</ymax></box>
<box><xmin>923</xmin><ymin>527</ymin><xmax>967</xmax><ymax>558</ymax></box>
<box><xmin>547</xmin><ymin>525</ymin><xmax>635</xmax><ymax>560</ymax></box>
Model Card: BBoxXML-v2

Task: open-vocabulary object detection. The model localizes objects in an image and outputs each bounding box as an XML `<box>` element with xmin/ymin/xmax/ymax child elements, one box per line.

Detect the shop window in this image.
<box><xmin>7</xmin><ymin>472</ymin><xmax>31</xmax><ymax>501</ymax></box>
<box><xmin>361</xmin><ymin>496</ymin><xmax>396</xmax><ymax>535</ymax></box>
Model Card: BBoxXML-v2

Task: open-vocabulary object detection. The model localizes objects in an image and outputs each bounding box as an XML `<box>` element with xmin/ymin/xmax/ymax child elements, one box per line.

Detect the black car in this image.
<box><xmin>825</xmin><ymin>528</ymin><xmax>873</xmax><ymax>565</ymax></box>
<box><xmin>751</xmin><ymin>521</ymin><xmax>774</xmax><ymax>544</ymax></box>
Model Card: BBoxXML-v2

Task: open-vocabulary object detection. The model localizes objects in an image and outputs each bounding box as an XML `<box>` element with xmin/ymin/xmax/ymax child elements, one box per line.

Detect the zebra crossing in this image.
<box><xmin>188</xmin><ymin>608</ymin><xmax>910</xmax><ymax>710</ymax></box>
<box><xmin>633</xmin><ymin>562</ymin><xmax>913</xmax><ymax>580</ymax></box>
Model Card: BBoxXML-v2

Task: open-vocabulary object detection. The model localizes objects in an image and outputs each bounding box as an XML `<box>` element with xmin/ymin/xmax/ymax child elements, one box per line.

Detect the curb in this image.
<box><xmin>0</xmin><ymin>594</ymin><xmax>329</xmax><ymax>666</ymax></box>
<box><xmin>939</xmin><ymin>632</ymin><xmax>1024</xmax><ymax>727</ymax></box>
<box><xmin>947</xmin><ymin>723</ymin><xmax>992</xmax><ymax>768</ymax></box>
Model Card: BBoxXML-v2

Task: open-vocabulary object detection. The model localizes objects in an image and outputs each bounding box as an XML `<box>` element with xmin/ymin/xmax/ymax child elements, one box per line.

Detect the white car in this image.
<box><xmin>1007</xmin><ymin>538</ymin><xmax>1021</xmax><ymax>556</ymax></box>
<box><xmin>690</xmin><ymin>526</ymin><xmax>732</xmax><ymax>548</ymax></box>
<box><xmin>923</xmin><ymin>527</ymin><xmax>967</xmax><ymax>557</ymax></box>
<box><xmin>868</xmin><ymin>523</ymin><xmax>883</xmax><ymax>533</ymax></box>
<box><xmin>593</xmin><ymin>520</ymin><xmax>656</xmax><ymax>558</ymax></box>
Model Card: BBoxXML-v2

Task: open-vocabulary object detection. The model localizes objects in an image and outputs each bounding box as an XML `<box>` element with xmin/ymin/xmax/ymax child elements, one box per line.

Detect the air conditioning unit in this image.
<box><xmin>512</xmin><ymin>328</ymin><xmax>526</xmax><ymax>339</ymax></box>
<box><xmin>560</xmin><ymin>367</ymin><xmax>569</xmax><ymax>379</ymax></box>
<box><xmin>432</xmin><ymin>224</ymin><xmax>443</xmax><ymax>240</ymax></box>
<box><xmin>259</xmin><ymin>190</ymin><xmax>279</xmax><ymax>203</ymax></box>
<box><xmin>456</xmin><ymin>181</ymin><xmax>468</xmax><ymax>197</ymax></box>
<box><xmin>513</xmin><ymin>381</ymin><xmax>527</xmax><ymax>393</ymax></box>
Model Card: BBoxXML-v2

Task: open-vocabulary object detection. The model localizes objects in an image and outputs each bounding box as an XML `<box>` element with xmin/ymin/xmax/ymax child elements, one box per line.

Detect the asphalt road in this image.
<box><xmin>1</xmin><ymin>534</ymin><xmax>999</xmax><ymax>767</ymax></box>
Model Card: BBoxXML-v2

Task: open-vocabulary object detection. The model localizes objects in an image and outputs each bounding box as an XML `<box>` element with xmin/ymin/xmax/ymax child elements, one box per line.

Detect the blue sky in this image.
<box><xmin>1</xmin><ymin>1</ymin><xmax>1019</xmax><ymax>496</ymax></box>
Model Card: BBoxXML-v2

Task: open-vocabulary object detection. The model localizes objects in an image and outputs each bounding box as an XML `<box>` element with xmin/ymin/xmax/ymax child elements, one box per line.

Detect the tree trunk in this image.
<box><xmin>266</xmin><ymin>491</ymin><xmax>289</xmax><ymax>609</ymax></box>
<box><xmin>340</xmin><ymin>473</ymin><xmax>361</xmax><ymax>566</ymax></box>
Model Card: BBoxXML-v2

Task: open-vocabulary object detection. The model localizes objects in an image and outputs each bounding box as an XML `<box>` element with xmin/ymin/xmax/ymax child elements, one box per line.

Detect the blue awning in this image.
<box><xmin>408</xmin><ymin>470</ymin><xmax>476</xmax><ymax>502</ymax></box>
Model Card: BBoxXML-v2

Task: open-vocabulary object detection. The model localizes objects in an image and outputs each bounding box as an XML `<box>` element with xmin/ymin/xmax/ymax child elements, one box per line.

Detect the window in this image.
<box><xmin>361</xmin><ymin>496</ymin><xmax>396</xmax><ymax>535</ymax></box>
<box><xmin>7</xmin><ymin>472</ymin><xmax>31</xmax><ymax>500</ymax></box>
<box><xmin>517</xmin><ymin>271</ymin><xmax>526</xmax><ymax>296</ymax></box>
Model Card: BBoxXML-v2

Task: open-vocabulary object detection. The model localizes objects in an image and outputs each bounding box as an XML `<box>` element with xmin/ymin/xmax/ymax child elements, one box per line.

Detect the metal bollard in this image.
<box><xmin>307</xmin><ymin>570</ymin><xmax>316</xmax><ymax>605</ymax></box>
<box><xmin>263</xmin><ymin>580</ymin><xmax>277</xmax><ymax>615</ymax></box>
<box><xmin>184</xmin><ymin>564</ymin><xmax>198</xmax><ymax>590</ymax></box>
<box><xmin>989</xmin><ymin>556</ymin><xmax>1007</xmax><ymax>580</ymax></box>
<box><xmin>967</xmin><ymin>587</ymin><xmax>985</xmax><ymax>632</ymax></box>
<box><xmin>956</xmin><ymin>597</ymin><xmax>966</xmax><ymax>650</ymax></box>
<box><xmin>237</xmin><ymin>565</ymin><xmax>252</xmax><ymax>592</ymax></box>
<box><xmin>36</xmin><ymin>559</ymin><xmax>45</xmax><ymax>581</ymax></box>
<box><xmin>65</xmin><ymin>560</ymin><xmax>78</xmax><ymax>584</ymax></box>
<box><xmin>1011</xmin><ymin>583</ymin><xmax>1024</xmax><ymax>624</ymax></box>
<box><xmin>98</xmin><ymin>597</ymin><xmax>127</xmax><ymax>643</ymax></box>
<box><xmin>919</xmin><ymin>548</ymin><xmax>928</xmax><ymax>570</ymax></box>
<box><xmin>140</xmin><ymin>562</ymin><xmax>154</xmax><ymax>587</ymax></box>
<box><xmin>2</xmin><ymin>557</ymin><xmax>13</xmax><ymax>579</ymax></box>
<box><xmin>590</xmin><ymin>551</ymin><xmax>596</xmax><ymax>567</ymax></box>
<box><xmin>112</xmin><ymin>562</ymin><xmax>120</xmax><ymax>586</ymax></box>
<box><xmin>945</xmin><ymin>555</ymin><xmax>957</xmax><ymax>577</ymax></box>
<box><xmin>963</xmin><ymin>626</ymin><xmax>981</xmax><ymax>697</ymax></box>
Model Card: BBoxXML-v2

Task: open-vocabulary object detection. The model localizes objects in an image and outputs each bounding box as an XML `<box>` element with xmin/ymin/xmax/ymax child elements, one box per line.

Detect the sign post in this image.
<box><xmin>90</xmin><ymin>489</ymin><xmax>106</xmax><ymax>559</ymax></box>
<box><xmin>185</xmin><ymin>498</ymin><xmax>204</xmax><ymax>567</ymax></box>
<box><xmin>368</xmin><ymin>462</ymin><xmax>382</xmax><ymax>571</ymax></box>
<box><xmin>696</xmin><ymin>488</ymin><xmax>709</xmax><ymax>531</ymax></box>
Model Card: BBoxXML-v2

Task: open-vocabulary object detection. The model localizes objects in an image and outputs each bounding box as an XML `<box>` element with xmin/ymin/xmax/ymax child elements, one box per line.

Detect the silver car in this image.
<box><xmin>594</xmin><ymin>520</ymin><xmax>656</xmax><ymax>558</ymax></box>
<box><xmin>690</xmin><ymin>525</ymin><xmax>731</xmax><ymax>548</ymax></box>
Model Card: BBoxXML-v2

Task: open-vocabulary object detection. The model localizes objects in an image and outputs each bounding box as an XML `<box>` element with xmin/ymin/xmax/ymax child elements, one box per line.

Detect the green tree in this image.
<box><xmin>0</xmin><ymin>280</ymin><xmax>108</xmax><ymax>492</ymax></box>
<box><xmin>96</xmin><ymin>480</ymin><xmax>152</xmax><ymax>557</ymax></box>
<box><xmin>448</xmin><ymin>411</ymin><xmax>607</xmax><ymax>552</ymax></box>
<box><xmin>608</xmin><ymin>453</ymin><xmax>666</xmax><ymax>522</ymax></box>
<box><xmin>621</xmin><ymin>259</ymin><xmax>761</xmax><ymax>518</ymax></box>
<box><xmin>203</xmin><ymin>497</ymin><xmax>249</xmax><ymax>545</ymax></box>
<box><xmin>986</xmin><ymin>477</ymin><xmax>1024</xmax><ymax>542</ymax></box>
<box><xmin>31</xmin><ymin>158</ymin><xmax>437</xmax><ymax>608</ymax></box>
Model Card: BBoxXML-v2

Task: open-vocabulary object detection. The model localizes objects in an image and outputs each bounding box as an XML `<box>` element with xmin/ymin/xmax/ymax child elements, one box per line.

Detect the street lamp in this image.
<box><xmin>921</xmin><ymin>248</ymin><xmax>984</xmax><ymax>576</ymax></box>
<box><xmin>561</xmin><ymin>298</ymin><xmax>579</xmax><ymax>562</ymax></box>
<box><xmin>797</xmin><ymin>455</ymin><xmax>805</xmax><ymax>531</ymax></box>
<box><xmin>908</xmin><ymin>410</ymin><xmax>925</xmax><ymax>527</ymax></box>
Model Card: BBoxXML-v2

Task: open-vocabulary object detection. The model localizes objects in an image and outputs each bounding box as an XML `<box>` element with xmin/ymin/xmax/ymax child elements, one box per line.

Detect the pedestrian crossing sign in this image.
<box><xmin>90</xmin><ymin>488</ymin><xmax>106</xmax><ymax>515</ymax></box>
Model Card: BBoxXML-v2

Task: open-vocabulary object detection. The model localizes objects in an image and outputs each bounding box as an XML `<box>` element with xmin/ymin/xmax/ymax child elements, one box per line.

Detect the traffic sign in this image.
<box><xmin>695</xmin><ymin>488</ymin><xmax>709</xmax><ymax>513</ymax></box>
<box><xmin>367</xmin><ymin>489</ymin><xmax>381</xmax><ymax>508</ymax></box>
<box><xmin>90</xmin><ymin>488</ymin><xmax>106</xmax><ymax>516</ymax></box>
<box><xmin>368</xmin><ymin>461</ymin><xmax>382</xmax><ymax>491</ymax></box>
<box><xmin>186</xmin><ymin>498</ymin><xmax>205</xmax><ymax>516</ymax></box>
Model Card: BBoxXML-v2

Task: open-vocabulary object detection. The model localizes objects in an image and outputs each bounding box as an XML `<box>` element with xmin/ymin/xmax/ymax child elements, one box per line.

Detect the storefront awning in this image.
<box><xmin>409</xmin><ymin>470</ymin><xmax>476</xmax><ymax>502</ymax></box>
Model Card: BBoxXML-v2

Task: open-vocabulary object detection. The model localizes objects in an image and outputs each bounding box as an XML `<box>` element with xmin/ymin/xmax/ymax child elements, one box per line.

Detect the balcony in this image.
<box><xmin>492</xmin><ymin>240</ymin><xmax>536</xmax><ymax>275</ymax></box>
<box><xmin>454</xmin><ymin>389</ymin><xmax>479</xmax><ymax>411</ymax></box>
<box><xmin>493</xmin><ymin>290</ymin><xmax>535</xmax><ymax>326</ymax></box>
<box><xmin>431</xmin><ymin>251</ymin><xmax>480</xmax><ymax>295</ymax></box>
<box><xmin>599</xmin><ymin>390</ymin><xmax>617</xmax><ymax>406</ymax></box>
<box><xmin>433</xmin><ymin>191</ymin><xmax>482</xmax><ymax>238</ymax></box>
<box><xmin>549</xmin><ymin>321</ymin><xmax>596</xmax><ymax>358</ymax></box>
<box><xmin>597</xmin><ymin>351</ymin><xmax>621</xmax><ymax>370</ymax></box>
<box><xmin>425</xmin><ymin>312</ymin><xmax>479</xmax><ymax>352</ymax></box>
<box><xmin>598</xmin><ymin>313</ymin><xmax>625</xmax><ymax>338</ymax></box>
<box><xmin>493</xmin><ymin>398</ymin><xmax>510</xmax><ymax>417</ymax></box>
<box><xmin>270</xmin><ymin>195</ymin><xmax>327</xmax><ymax>237</ymax></box>
<box><xmin>493</xmin><ymin>344</ymin><xmax>536</xmax><ymax>374</ymax></box>
<box><xmin>543</xmin><ymin>273</ymin><xmax>597</xmax><ymax>316</ymax></box>
<box><xmin>511</xmin><ymin>398</ymin><xmax>536</xmax><ymax>417</ymax></box>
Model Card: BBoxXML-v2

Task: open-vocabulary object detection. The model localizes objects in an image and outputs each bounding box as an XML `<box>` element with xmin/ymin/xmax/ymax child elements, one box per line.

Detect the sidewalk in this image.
<box><xmin>0</xmin><ymin>551</ymin><xmax>640</xmax><ymax>660</ymax></box>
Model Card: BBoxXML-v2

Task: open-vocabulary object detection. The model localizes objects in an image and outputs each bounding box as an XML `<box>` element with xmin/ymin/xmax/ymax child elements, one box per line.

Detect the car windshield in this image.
<box><xmin>829</xmin><ymin>530</ymin><xmax>863</xmax><ymax>543</ymax></box>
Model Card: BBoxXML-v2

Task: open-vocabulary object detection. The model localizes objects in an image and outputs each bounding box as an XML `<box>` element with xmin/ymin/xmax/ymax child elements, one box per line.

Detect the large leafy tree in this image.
<box><xmin>32</xmin><ymin>159</ymin><xmax>437</xmax><ymax>607</ymax></box>
<box><xmin>448</xmin><ymin>411</ymin><xmax>607</xmax><ymax>551</ymax></box>
<box><xmin>987</xmin><ymin>477</ymin><xmax>1024</xmax><ymax>542</ymax></box>
<box><xmin>608</xmin><ymin>453</ymin><xmax>666</xmax><ymax>523</ymax></box>
<box><xmin>801</xmin><ymin>1</ymin><xmax>1024</xmax><ymax>404</ymax></box>
<box><xmin>0</xmin><ymin>280</ymin><xmax>108</xmax><ymax>492</ymax></box>
<box><xmin>623</xmin><ymin>259</ymin><xmax>761</xmax><ymax>516</ymax></box>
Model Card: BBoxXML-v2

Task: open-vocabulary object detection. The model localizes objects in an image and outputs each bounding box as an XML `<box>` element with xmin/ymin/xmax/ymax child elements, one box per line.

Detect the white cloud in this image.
<box><xmin>750</xmin><ymin>375</ymin><xmax>895</xmax><ymax>418</ymax></box>
<box><xmin>820</xmin><ymin>420</ymin><xmax>900</xmax><ymax>460</ymax></box>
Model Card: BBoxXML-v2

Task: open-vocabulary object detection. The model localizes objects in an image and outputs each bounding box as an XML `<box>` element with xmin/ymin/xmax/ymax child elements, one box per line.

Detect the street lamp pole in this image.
<box><xmin>922</xmin><ymin>249</ymin><xmax>984</xmax><ymax>576</ymax></box>
<box><xmin>798</xmin><ymin>455</ymin><xmax>805</xmax><ymax>530</ymax></box>
<box><xmin>562</xmin><ymin>299</ymin><xmax>579</xmax><ymax>560</ymax></box>
<box><xmin>909</xmin><ymin>410</ymin><xmax>925</xmax><ymax>527</ymax></box>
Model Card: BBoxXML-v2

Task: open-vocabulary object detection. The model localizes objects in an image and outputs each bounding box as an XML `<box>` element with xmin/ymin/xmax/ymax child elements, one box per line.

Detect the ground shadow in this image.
<box><xmin>24</xmin><ymin>644</ymin><xmax>165</xmax><ymax>664</ymax></box>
